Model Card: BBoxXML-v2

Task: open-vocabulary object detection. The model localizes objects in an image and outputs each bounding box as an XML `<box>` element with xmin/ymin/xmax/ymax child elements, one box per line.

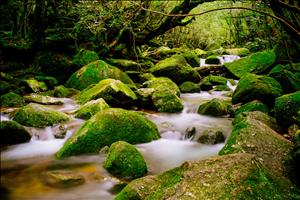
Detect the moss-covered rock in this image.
<box><xmin>274</xmin><ymin>91</ymin><xmax>300</xmax><ymax>128</ymax></box>
<box><xmin>268</xmin><ymin>64</ymin><xmax>300</xmax><ymax>94</ymax></box>
<box><xmin>208</xmin><ymin>75</ymin><xmax>227</xmax><ymax>85</ymax></box>
<box><xmin>220</xmin><ymin>117</ymin><xmax>293</xmax><ymax>177</ymax></box>
<box><xmin>75</xmin><ymin>98</ymin><xmax>110</xmax><ymax>120</ymax></box>
<box><xmin>24</xmin><ymin>94</ymin><xmax>64</xmax><ymax>105</ymax></box>
<box><xmin>72</xmin><ymin>49</ymin><xmax>99</xmax><ymax>67</ymax></box>
<box><xmin>179</xmin><ymin>81</ymin><xmax>200</xmax><ymax>93</ymax></box>
<box><xmin>198</xmin><ymin>98</ymin><xmax>231</xmax><ymax>116</ymax></box>
<box><xmin>0</xmin><ymin>120</ymin><xmax>31</xmax><ymax>146</ymax></box>
<box><xmin>0</xmin><ymin>80</ymin><xmax>10</xmax><ymax>95</ymax></box>
<box><xmin>105</xmin><ymin>58</ymin><xmax>141</xmax><ymax>71</ymax></box>
<box><xmin>224</xmin><ymin>50</ymin><xmax>276</xmax><ymax>78</ymax></box>
<box><xmin>233</xmin><ymin>111</ymin><xmax>282</xmax><ymax>133</ymax></box>
<box><xmin>149</xmin><ymin>55</ymin><xmax>201</xmax><ymax>85</ymax></box>
<box><xmin>21</xmin><ymin>78</ymin><xmax>48</xmax><ymax>93</ymax></box>
<box><xmin>35</xmin><ymin>76</ymin><xmax>58</xmax><ymax>89</ymax></box>
<box><xmin>224</xmin><ymin>48</ymin><xmax>250</xmax><ymax>57</ymax></box>
<box><xmin>56</xmin><ymin>108</ymin><xmax>160</xmax><ymax>158</ymax></box>
<box><xmin>53</xmin><ymin>85</ymin><xmax>79</xmax><ymax>98</ymax></box>
<box><xmin>136</xmin><ymin>88</ymin><xmax>155</xmax><ymax>109</ymax></box>
<box><xmin>66</xmin><ymin>60</ymin><xmax>134</xmax><ymax>90</ymax></box>
<box><xmin>212</xmin><ymin>85</ymin><xmax>231</xmax><ymax>91</ymax></box>
<box><xmin>0</xmin><ymin>92</ymin><xmax>25</xmax><ymax>107</ymax></box>
<box><xmin>13</xmin><ymin>103</ymin><xmax>70</xmax><ymax>128</ymax></box>
<box><xmin>232</xmin><ymin>73</ymin><xmax>283</xmax><ymax>107</ymax></box>
<box><xmin>104</xmin><ymin>141</ymin><xmax>147</xmax><ymax>180</ymax></box>
<box><xmin>205</xmin><ymin>55</ymin><xmax>221</xmax><ymax>64</ymax></box>
<box><xmin>41</xmin><ymin>170</ymin><xmax>85</xmax><ymax>188</ymax></box>
<box><xmin>180</xmin><ymin>51</ymin><xmax>200</xmax><ymax>68</ymax></box>
<box><xmin>116</xmin><ymin>153</ymin><xmax>300</xmax><ymax>200</ymax></box>
<box><xmin>198</xmin><ymin>129</ymin><xmax>225</xmax><ymax>144</ymax></box>
<box><xmin>234</xmin><ymin>100</ymin><xmax>269</xmax><ymax>116</ymax></box>
<box><xmin>199</xmin><ymin>77</ymin><xmax>213</xmax><ymax>91</ymax></box>
<box><xmin>146</xmin><ymin>46</ymin><xmax>178</xmax><ymax>60</ymax></box>
<box><xmin>144</xmin><ymin>77</ymin><xmax>183</xmax><ymax>113</ymax></box>
<box><xmin>76</xmin><ymin>79</ymin><xmax>137</xmax><ymax>107</ymax></box>
<box><xmin>139</xmin><ymin>73</ymin><xmax>155</xmax><ymax>83</ymax></box>
<box><xmin>193</xmin><ymin>48</ymin><xmax>207</xmax><ymax>58</ymax></box>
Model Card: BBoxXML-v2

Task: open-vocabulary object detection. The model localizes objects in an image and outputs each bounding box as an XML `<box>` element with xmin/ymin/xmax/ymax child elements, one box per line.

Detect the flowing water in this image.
<box><xmin>1</xmin><ymin>81</ymin><xmax>237</xmax><ymax>200</ymax></box>
<box><xmin>200</xmin><ymin>55</ymin><xmax>240</xmax><ymax>67</ymax></box>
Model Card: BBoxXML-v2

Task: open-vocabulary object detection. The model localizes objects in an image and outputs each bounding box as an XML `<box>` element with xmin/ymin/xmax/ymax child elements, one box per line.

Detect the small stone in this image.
<box><xmin>41</xmin><ymin>170</ymin><xmax>85</xmax><ymax>188</ymax></box>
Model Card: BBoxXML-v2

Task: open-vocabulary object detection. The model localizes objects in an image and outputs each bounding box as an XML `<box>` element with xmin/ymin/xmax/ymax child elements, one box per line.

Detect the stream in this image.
<box><xmin>1</xmin><ymin>57</ymin><xmax>239</xmax><ymax>200</ymax></box>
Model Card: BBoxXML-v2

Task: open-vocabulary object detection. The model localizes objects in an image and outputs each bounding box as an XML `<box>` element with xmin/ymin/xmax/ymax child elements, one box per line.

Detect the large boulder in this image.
<box><xmin>274</xmin><ymin>91</ymin><xmax>300</xmax><ymax>128</ymax></box>
<box><xmin>13</xmin><ymin>103</ymin><xmax>71</xmax><ymax>128</ymax></box>
<box><xmin>220</xmin><ymin>117</ymin><xmax>293</xmax><ymax>177</ymax></box>
<box><xmin>66</xmin><ymin>60</ymin><xmax>134</xmax><ymax>90</ymax></box>
<box><xmin>74</xmin><ymin>98</ymin><xmax>110</xmax><ymax>120</ymax></box>
<box><xmin>56</xmin><ymin>108</ymin><xmax>160</xmax><ymax>158</ymax></box>
<box><xmin>197</xmin><ymin>98</ymin><xmax>231</xmax><ymax>116</ymax></box>
<box><xmin>104</xmin><ymin>141</ymin><xmax>147</xmax><ymax>180</ymax></box>
<box><xmin>75</xmin><ymin>79</ymin><xmax>137</xmax><ymax>107</ymax></box>
<box><xmin>179</xmin><ymin>81</ymin><xmax>200</xmax><ymax>93</ymax></box>
<box><xmin>0</xmin><ymin>120</ymin><xmax>31</xmax><ymax>146</ymax></box>
<box><xmin>224</xmin><ymin>50</ymin><xmax>276</xmax><ymax>78</ymax></box>
<box><xmin>116</xmin><ymin>153</ymin><xmax>300</xmax><ymax>200</ymax></box>
<box><xmin>149</xmin><ymin>55</ymin><xmax>201</xmax><ymax>85</ymax></box>
<box><xmin>234</xmin><ymin>100</ymin><xmax>269</xmax><ymax>116</ymax></box>
<box><xmin>143</xmin><ymin>77</ymin><xmax>183</xmax><ymax>113</ymax></box>
<box><xmin>232</xmin><ymin>73</ymin><xmax>283</xmax><ymax>107</ymax></box>
<box><xmin>0</xmin><ymin>92</ymin><xmax>25</xmax><ymax>107</ymax></box>
<box><xmin>180</xmin><ymin>51</ymin><xmax>200</xmax><ymax>68</ymax></box>
<box><xmin>268</xmin><ymin>64</ymin><xmax>300</xmax><ymax>94</ymax></box>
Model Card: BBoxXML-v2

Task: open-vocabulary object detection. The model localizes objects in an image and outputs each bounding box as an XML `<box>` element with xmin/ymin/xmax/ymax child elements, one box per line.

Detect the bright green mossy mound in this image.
<box><xmin>213</xmin><ymin>85</ymin><xmax>231</xmax><ymax>91</ymax></box>
<box><xmin>116</xmin><ymin>153</ymin><xmax>300</xmax><ymax>200</ymax></box>
<box><xmin>144</xmin><ymin>77</ymin><xmax>183</xmax><ymax>113</ymax></box>
<box><xmin>0</xmin><ymin>120</ymin><xmax>31</xmax><ymax>146</ymax></box>
<box><xmin>199</xmin><ymin>75</ymin><xmax>227</xmax><ymax>91</ymax></box>
<box><xmin>224</xmin><ymin>48</ymin><xmax>250</xmax><ymax>57</ymax></box>
<box><xmin>56</xmin><ymin>108</ymin><xmax>160</xmax><ymax>158</ymax></box>
<box><xmin>76</xmin><ymin>79</ymin><xmax>137</xmax><ymax>106</ymax></box>
<box><xmin>220</xmin><ymin>116</ymin><xmax>293</xmax><ymax>177</ymax></box>
<box><xmin>205</xmin><ymin>55</ymin><xmax>221</xmax><ymax>64</ymax></box>
<box><xmin>72</xmin><ymin>49</ymin><xmax>99</xmax><ymax>67</ymax></box>
<box><xmin>274</xmin><ymin>91</ymin><xmax>300</xmax><ymax>128</ymax></box>
<box><xmin>13</xmin><ymin>103</ymin><xmax>71</xmax><ymax>128</ymax></box>
<box><xmin>149</xmin><ymin>55</ymin><xmax>201</xmax><ymax>84</ymax></box>
<box><xmin>0</xmin><ymin>92</ymin><xmax>25</xmax><ymax>107</ymax></box>
<box><xmin>105</xmin><ymin>58</ymin><xmax>141</xmax><ymax>71</ymax></box>
<box><xmin>232</xmin><ymin>73</ymin><xmax>283</xmax><ymax>107</ymax></box>
<box><xmin>234</xmin><ymin>100</ymin><xmax>269</xmax><ymax>116</ymax></box>
<box><xmin>53</xmin><ymin>85</ymin><xmax>79</xmax><ymax>98</ymax></box>
<box><xmin>180</xmin><ymin>51</ymin><xmax>200</xmax><ymax>68</ymax></box>
<box><xmin>179</xmin><ymin>81</ymin><xmax>200</xmax><ymax>93</ymax></box>
<box><xmin>224</xmin><ymin>50</ymin><xmax>276</xmax><ymax>78</ymax></box>
<box><xmin>75</xmin><ymin>98</ymin><xmax>110</xmax><ymax>120</ymax></box>
<box><xmin>268</xmin><ymin>64</ymin><xmax>300</xmax><ymax>94</ymax></box>
<box><xmin>198</xmin><ymin>98</ymin><xmax>231</xmax><ymax>116</ymax></box>
<box><xmin>66</xmin><ymin>60</ymin><xmax>134</xmax><ymax>90</ymax></box>
<box><xmin>21</xmin><ymin>78</ymin><xmax>48</xmax><ymax>93</ymax></box>
<box><xmin>208</xmin><ymin>75</ymin><xmax>228</xmax><ymax>85</ymax></box>
<box><xmin>104</xmin><ymin>141</ymin><xmax>147</xmax><ymax>180</ymax></box>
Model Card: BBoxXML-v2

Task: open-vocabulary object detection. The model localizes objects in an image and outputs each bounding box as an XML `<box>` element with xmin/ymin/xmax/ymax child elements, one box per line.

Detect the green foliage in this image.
<box><xmin>0</xmin><ymin>120</ymin><xmax>31</xmax><ymax>146</ymax></box>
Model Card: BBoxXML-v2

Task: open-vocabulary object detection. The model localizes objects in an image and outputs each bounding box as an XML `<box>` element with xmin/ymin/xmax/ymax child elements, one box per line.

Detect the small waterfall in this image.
<box><xmin>200</xmin><ymin>54</ymin><xmax>240</xmax><ymax>67</ymax></box>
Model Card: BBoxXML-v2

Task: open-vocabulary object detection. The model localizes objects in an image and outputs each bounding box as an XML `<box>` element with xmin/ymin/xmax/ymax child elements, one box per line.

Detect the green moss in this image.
<box><xmin>199</xmin><ymin>77</ymin><xmax>213</xmax><ymax>91</ymax></box>
<box><xmin>75</xmin><ymin>98</ymin><xmax>110</xmax><ymax>119</ymax></box>
<box><xmin>104</xmin><ymin>141</ymin><xmax>147</xmax><ymax>180</ymax></box>
<box><xmin>198</xmin><ymin>98</ymin><xmax>231</xmax><ymax>116</ymax></box>
<box><xmin>55</xmin><ymin>108</ymin><xmax>160</xmax><ymax>158</ymax></box>
<box><xmin>66</xmin><ymin>60</ymin><xmax>134</xmax><ymax>90</ymax></box>
<box><xmin>24</xmin><ymin>94</ymin><xmax>64</xmax><ymax>105</ymax></box>
<box><xmin>13</xmin><ymin>103</ymin><xmax>71</xmax><ymax>128</ymax></box>
<box><xmin>53</xmin><ymin>85</ymin><xmax>79</xmax><ymax>98</ymax></box>
<box><xmin>193</xmin><ymin>48</ymin><xmax>207</xmax><ymax>58</ymax></box>
<box><xmin>208</xmin><ymin>75</ymin><xmax>227</xmax><ymax>85</ymax></box>
<box><xmin>105</xmin><ymin>58</ymin><xmax>141</xmax><ymax>71</ymax></box>
<box><xmin>224</xmin><ymin>50</ymin><xmax>276</xmax><ymax>78</ymax></box>
<box><xmin>72</xmin><ymin>49</ymin><xmax>99</xmax><ymax>67</ymax></box>
<box><xmin>0</xmin><ymin>80</ymin><xmax>10</xmax><ymax>95</ymax></box>
<box><xmin>76</xmin><ymin>79</ymin><xmax>137</xmax><ymax>106</ymax></box>
<box><xmin>35</xmin><ymin>76</ymin><xmax>58</xmax><ymax>89</ymax></box>
<box><xmin>149</xmin><ymin>55</ymin><xmax>201</xmax><ymax>84</ymax></box>
<box><xmin>274</xmin><ymin>91</ymin><xmax>300</xmax><ymax>128</ymax></box>
<box><xmin>180</xmin><ymin>51</ymin><xmax>200</xmax><ymax>68</ymax></box>
<box><xmin>144</xmin><ymin>77</ymin><xmax>180</xmax><ymax>96</ymax></box>
<box><xmin>0</xmin><ymin>92</ymin><xmax>25</xmax><ymax>107</ymax></box>
<box><xmin>21</xmin><ymin>78</ymin><xmax>48</xmax><ymax>93</ymax></box>
<box><xmin>234</xmin><ymin>100</ymin><xmax>269</xmax><ymax>116</ymax></box>
<box><xmin>205</xmin><ymin>55</ymin><xmax>220</xmax><ymax>64</ymax></box>
<box><xmin>0</xmin><ymin>120</ymin><xmax>31</xmax><ymax>146</ymax></box>
<box><xmin>224</xmin><ymin>48</ymin><xmax>250</xmax><ymax>57</ymax></box>
<box><xmin>268</xmin><ymin>64</ymin><xmax>300</xmax><ymax>94</ymax></box>
<box><xmin>179</xmin><ymin>81</ymin><xmax>200</xmax><ymax>93</ymax></box>
<box><xmin>232</xmin><ymin>73</ymin><xmax>283</xmax><ymax>107</ymax></box>
<box><xmin>213</xmin><ymin>85</ymin><xmax>230</xmax><ymax>91</ymax></box>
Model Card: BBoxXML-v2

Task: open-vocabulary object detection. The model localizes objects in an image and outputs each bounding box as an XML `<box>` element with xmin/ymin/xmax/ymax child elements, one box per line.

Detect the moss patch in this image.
<box><xmin>224</xmin><ymin>48</ymin><xmax>250</xmax><ymax>57</ymax></box>
<box><xmin>0</xmin><ymin>120</ymin><xmax>31</xmax><ymax>146</ymax></box>
<box><xmin>72</xmin><ymin>49</ymin><xmax>99</xmax><ymax>67</ymax></box>
<box><xmin>53</xmin><ymin>85</ymin><xmax>79</xmax><ymax>98</ymax></box>
<box><xmin>198</xmin><ymin>98</ymin><xmax>231</xmax><ymax>116</ymax></box>
<box><xmin>0</xmin><ymin>92</ymin><xmax>25</xmax><ymax>107</ymax></box>
<box><xmin>75</xmin><ymin>98</ymin><xmax>110</xmax><ymax>120</ymax></box>
<box><xmin>179</xmin><ymin>81</ymin><xmax>200</xmax><ymax>93</ymax></box>
<box><xmin>224</xmin><ymin>50</ymin><xmax>276</xmax><ymax>78</ymax></box>
<box><xmin>234</xmin><ymin>100</ymin><xmax>269</xmax><ymax>116</ymax></box>
<box><xmin>56</xmin><ymin>108</ymin><xmax>160</xmax><ymax>158</ymax></box>
<box><xmin>104</xmin><ymin>141</ymin><xmax>147</xmax><ymax>180</ymax></box>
